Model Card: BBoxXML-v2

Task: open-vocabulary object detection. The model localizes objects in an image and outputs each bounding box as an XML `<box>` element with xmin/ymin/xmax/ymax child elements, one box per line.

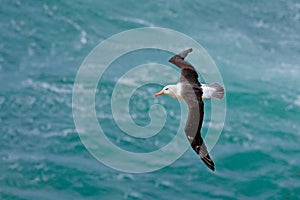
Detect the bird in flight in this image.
<box><xmin>154</xmin><ymin>49</ymin><xmax>224</xmax><ymax>171</ymax></box>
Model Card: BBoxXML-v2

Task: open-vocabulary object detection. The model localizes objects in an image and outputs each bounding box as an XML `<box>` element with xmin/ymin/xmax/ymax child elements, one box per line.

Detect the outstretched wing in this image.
<box><xmin>168</xmin><ymin>49</ymin><xmax>200</xmax><ymax>87</ymax></box>
<box><xmin>184</xmin><ymin>95</ymin><xmax>215</xmax><ymax>171</ymax></box>
<box><xmin>169</xmin><ymin>49</ymin><xmax>215</xmax><ymax>171</ymax></box>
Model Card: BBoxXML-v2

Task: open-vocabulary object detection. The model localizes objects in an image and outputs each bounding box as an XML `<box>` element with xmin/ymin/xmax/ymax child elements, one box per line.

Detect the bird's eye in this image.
<box><xmin>165</xmin><ymin>88</ymin><xmax>169</xmax><ymax>90</ymax></box>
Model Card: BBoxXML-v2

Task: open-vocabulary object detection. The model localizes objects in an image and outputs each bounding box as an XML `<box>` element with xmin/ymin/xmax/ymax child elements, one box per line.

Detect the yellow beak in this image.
<box><xmin>154</xmin><ymin>90</ymin><xmax>164</xmax><ymax>97</ymax></box>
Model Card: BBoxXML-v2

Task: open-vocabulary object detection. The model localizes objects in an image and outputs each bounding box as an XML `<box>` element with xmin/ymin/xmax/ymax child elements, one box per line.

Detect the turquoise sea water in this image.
<box><xmin>1</xmin><ymin>0</ymin><xmax>300</xmax><ymax>199</ymax></box>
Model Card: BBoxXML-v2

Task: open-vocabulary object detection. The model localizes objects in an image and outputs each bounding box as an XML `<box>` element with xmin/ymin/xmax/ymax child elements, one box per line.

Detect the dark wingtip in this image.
<box><xmin>178</xmin><ymin>48</ymin><xmax>193</xmax><ymax>59</ymax></box>
<box><xmin>209</xmin><ymin>164</ymin><xmax>215</xmax><ymax>171</ymax></box>
<box><xmin>168</xmin><ymin>48</ymin><xmax>193</xmax><ymax>63</ymax></box>
<box><xmin>202</xmin><ymin>160</ymin><xmax>215</xmax><ymax>171</ymax></box>
<box><xmin>201</xmin><ymin>155</ymin><xmax>215</xmax><ymax>171</ymax></box>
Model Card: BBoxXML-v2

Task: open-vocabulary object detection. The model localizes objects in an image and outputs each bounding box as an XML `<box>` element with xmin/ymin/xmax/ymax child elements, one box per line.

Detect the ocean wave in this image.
<box><xmin>23</xmin><ymin>78</ymin><xmax>72</xmax><ymax>94</ymax></box>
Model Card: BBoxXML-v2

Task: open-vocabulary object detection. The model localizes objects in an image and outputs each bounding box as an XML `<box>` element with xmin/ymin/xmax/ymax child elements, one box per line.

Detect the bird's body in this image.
<box><xmin>155</xmin><ymin>48</ymin><xmax>224</xmax><ymax>171</ymax></box>
<box><xmin>157</xmin><ymin>82</ymin><xmax>224</xmax><ymax>100</ymax></box>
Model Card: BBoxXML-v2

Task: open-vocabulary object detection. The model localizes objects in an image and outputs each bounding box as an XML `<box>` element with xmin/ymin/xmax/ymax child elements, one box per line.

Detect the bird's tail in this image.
<box><xmin>207</xmin><ymin>82</ymin><xmax>224</xmax><ymax>100</ymax></box>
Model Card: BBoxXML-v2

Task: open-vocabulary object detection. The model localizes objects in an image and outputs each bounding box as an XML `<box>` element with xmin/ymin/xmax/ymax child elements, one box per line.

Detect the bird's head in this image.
<box><xmin>154</xmin><ymin>84</ymin><xmax>177</xmax><ymax>98</ymax></box>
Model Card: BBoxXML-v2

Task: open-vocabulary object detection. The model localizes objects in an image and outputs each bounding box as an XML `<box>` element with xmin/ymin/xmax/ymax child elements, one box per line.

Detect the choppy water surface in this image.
<box><xmin>1</xmin><ymin>0</ymin><xmax>300</xmax><ymax>199</ymax></box>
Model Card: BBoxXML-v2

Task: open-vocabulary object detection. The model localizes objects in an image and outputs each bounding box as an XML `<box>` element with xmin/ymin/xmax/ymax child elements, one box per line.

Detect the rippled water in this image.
<box><xmin>1</xmin><ymin>0</ymin><xmax>300</xmax><ymax>199</ymax></box>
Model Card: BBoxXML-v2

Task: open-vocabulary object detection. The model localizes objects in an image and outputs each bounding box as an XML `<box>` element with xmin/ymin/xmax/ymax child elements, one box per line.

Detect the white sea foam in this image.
<box><xmin>116</xmin><ymin>173</ymin><xmax>134</xmax><ymax>181</ymax></box>
<box><xmin>253</xmin><ymin>20</ymin><xmax>269</xmax><ymax>29</ymax></box>
<box><xmin>294</xmin><ymin>95</ymin><xmax>300</xmax><ymax>108</ymax></box>
<box><xmin>120</xmin><ymin>16</ymin><xmax>155</xmax><ymax>27</ymax></box>
<box><xmin>124</xmin><ymin>191</ymin><xmax>143</xmax><ymax>199</ymax></box>
<box><xmin>117</xmin><ymin>77</ymin><xmax>139</xmax><ymax>87</ymax></box>
<box><xmin>24</xmin><ymin>79</ymin><xmax>71</xmax><ymax>94</ymax></box>
<box><xmin>43</xmin><ymin>128</ymin><xmax>75</xmax><ymax>138</ymax></box>
<box><xmin>59</xmin><ymin>16</ymin><xmax>87</xmax><ymax>45</ymax></box>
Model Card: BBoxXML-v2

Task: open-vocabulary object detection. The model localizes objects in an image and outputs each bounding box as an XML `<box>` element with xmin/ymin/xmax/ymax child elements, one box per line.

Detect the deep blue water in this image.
<box><xmin>1</xmin><ymin>0</ymin><xmax>300</xmax><ymax>199</ymax></box>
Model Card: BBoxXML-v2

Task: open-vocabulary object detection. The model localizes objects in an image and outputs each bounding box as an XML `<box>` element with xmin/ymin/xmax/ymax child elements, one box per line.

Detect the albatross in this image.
<box><xmin>154</xmin><ymin>48</ymin><xmax>224</xmax><ymax>171</ymax></box>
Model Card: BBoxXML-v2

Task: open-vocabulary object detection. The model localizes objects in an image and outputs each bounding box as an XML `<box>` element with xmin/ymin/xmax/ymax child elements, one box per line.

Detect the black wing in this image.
<box><xmin>169</xmin><ymin>49</ymin><xmax>215</xmax><ymax>171</ymax></box>
<box><xmin>184</xmin><ymin>94</ymin><xmax>215</xmax><ymax>171</ymax></box>
<box><xmin>168</xmin><ymin>49</ymin><xmax>200</xmax><ymax>87</ymax></box>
